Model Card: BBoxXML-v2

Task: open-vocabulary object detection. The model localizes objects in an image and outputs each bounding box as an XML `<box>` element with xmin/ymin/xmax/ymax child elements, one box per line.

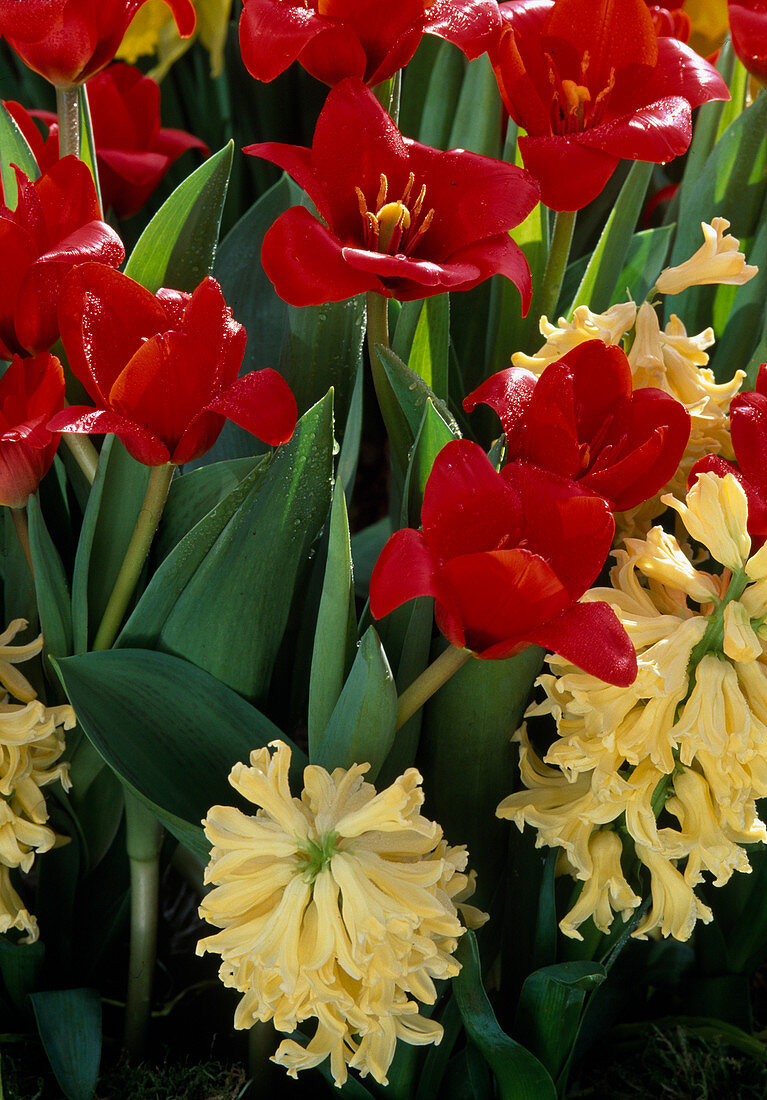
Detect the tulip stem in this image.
<box><xmin>366</xmin><ymin>291</ymin><xmax>412</xmax><ymax>476</ymax></box>
<box><xmin>63</xmin><ymin>434</ymin><xmax>98</xmax><ymax>485</ymax></box>
<box><xmin>10</xmin><ymin>507</ymin><xmax>33</xmax><ymax>578</ymax></box>
<box><xmin>396</xmin><ymin>645</ymin><xmax>472</xmax><ymax>729</ymax></box>
<box><xmin>123</xmin><ymin>789</ymin><xmax>163</xmax><ymax>1060</ymax></box>
<box><xmin>56</xmin><ymin>85</ymin><xmax>80</xmax><ymax>160</ymax></box>
<box><xmin>92</xmin><ymin>462</ymin><xmax>173</xmax><ymax>653</ymax></box>
<box><xmin>536</xmin><ymin>209</ymin><xmax>576</xmax><ymax>322</ymax></box>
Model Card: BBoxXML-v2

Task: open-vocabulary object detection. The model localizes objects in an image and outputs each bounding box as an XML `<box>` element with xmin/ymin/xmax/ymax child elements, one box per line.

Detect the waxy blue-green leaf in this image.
<box><xmin>454</xmin><ymin>933</ymin><xmax>557</xmax><ymax>1100</ymax></box>
<box><xmin>515</xmin><ymin>961</ymin><xmax>606</xmax><ymax>1081</ymax></box>
<box><xmin>308</xmin><ymin>482</ymin><xmax>356</xmax><ymax>758</ymax></box>
<box><xmin>403</xmin><ymin>399</ymin><xmax>457</xmax><ymax>526</ymax></box>
<box><xmin>125</xmin><ymin>141</ymin><xmax>233</xmax><ymax>292</ymax></box>
<box><xmin>408</xmin><ymin>295</ymin><xmax>450</xmax><ymax>401</ymax></box>
<box><xmin>27</xmin><ymin>493</ymin><xmax>73</xmax><ymax>659</ymax></box>
<box><xmin>313</xmin><ymin>626</ymin><xmax>397</xmax><ymax>780</ymax></box>
<box><xmin>118</xmin><ymin>394</ymin><xmax>334</xmax><ymax>703</ymax></box>
<box><xmin>337</xmin><ymin>361</ymin><xmax>364</xmax><ymax>498</ymax></box>
<box><xmin>378</xmin><ymin>345</ymin><xmax>460</xmax><ymax>443</ymax></box>
<box><xmin>0</xmin><ymin>101</ymin><xmax>38</xmax><ymax>209</ymax></box>
<box><xmin>31</xmin><ymin>989</ymin><xmax>101</xmax><ymax>1100</ymax></box>
<box><xmin>559</xmin><ymin>223</ymin><xmax>675</xmax><ymax>314</ymax></box>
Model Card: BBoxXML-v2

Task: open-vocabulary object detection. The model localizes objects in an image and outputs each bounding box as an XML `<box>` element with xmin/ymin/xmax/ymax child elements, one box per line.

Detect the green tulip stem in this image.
<box><xmin>56</xmin><ymin>85</ymin><xmax>80</xmax><ymax>160</ymax></box>
<box><xmin>63</xmin><ymin>434</ymin><xmax>98</xmax><ymax>485</ymax></box>
<box><xmin>10</xmin><ymin>506</ymin><xmax>33</xmax><ymax>578</ymax></box>
<box><xmin>536</xmin><ymin>208</ymin><xmax>577</xmax><ymax>324</ymax></box>
<box><xmin>366</xmin><ymin>290</ymin><xmax>411</xmax><ymax>475</ymax></box>
<box><xmin>123</xmin><ymin>789</ymin><xmax>163</xmax><ymax>1059</ymax></box>
<box><xmin>92</xmin><ymin>462</ymin><xmax>174</xmax><ymax>653</ymax></box>
<box><xmin>396</xmin><ymin>645</ymin><xmax>472</xmax><ymax>730</ymax></box>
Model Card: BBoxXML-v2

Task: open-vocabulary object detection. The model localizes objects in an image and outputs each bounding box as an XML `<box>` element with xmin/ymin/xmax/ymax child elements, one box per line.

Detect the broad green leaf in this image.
<box><xmin>3</xmin><ymin>509</ymin><xmax>39</xmax><ymax>635</ymax></box>
<box><xmin>409</xmin><ymin>295</ymin><xmax>450</xmax><ymax>400</ymax></box>
<box><xmin>378</xmin><ymin>345</ymin><xmax>460</xmax><ymax>443</ymax></box>
<box><xmin>77</xmin><ymin>85</ymin><xmax>102</xmax><ymax>212</ymax></box>
<box><xmin>416</xmin><ymin>40</ymin><xmax>466</xmax><ymax>149</ymax></box>
<box><xmin>392</xmin><ymin>299</ymin><xmax>425</xmax><ymax>364</ymax></box>
<box><xmin>404</xmin><ymin>399</ymin><xmax>457</xmax><ymax>525</ymax></box>
<box><xmin>118</xmin><ymin>395</ymin><xmax>334</xmax><ymax>703</ymax></box>
<box><xmin>375</xmin><ymin>595</ymin><xmax>433</xmax><ymax>786</ymax></box>
<box><xmin>559</xmin><ymin>224</ymin><xmax>675</xmax><ymax>313</ymax></box>
<box><xmin>567</xmin><ymin>159</ymin><xmax>654</xmax><ymax>316</ymax></box>
<box><xmin>308</xmin><ymin>483</ymin><xmax>356</xmax><ymax>757</ymax></box>
<box><xmin>313</xmin><ymin>626</ymin><xmax>397</xmax><ymax>780</ymax></box>
<box><xmin>124</xmin><ymin>141</ymin><xmax>234</xmax><ymax>292</ymax></box>
<box><xmin>515</xmin><ymin>961</ymin><xmax>606</xmax><ymax>1080</ymax></box>
<box><xmin>0</xmin><ymin>101</ymin><xmax>38</xmax><ymax>208</ymax></box>
<box><xmin>448</xmin><ymin>54</ymin><xmax>503</xmax><ymax>158</ymax></box>
<box><xmin>0</xmin><ymin>937</ymin><xmax>44</xmax><ymax>1011</ymax></box>
<box><xmin>711</xmin><ymin>188</ymin><xmax>767</xmax><ymax>380</ymax></box>
<box><xmin>71</xmin><ymin>436</ymin><xmax>150</xmax><ymax>654</ymax></box>
<box><xmin>27</xmin><ymin>493</ymin><xmax>73</xmax><ymax>659</ymax></box>
<box><xmin>337</xmin><ymin>360</ymin><xmax>364</xmax><ymax>499</ymax></box>
<box><xmin>53</xmin><ymin>649</ymin><xmax>304</xmax><ymax>859</ymax></box>
<box><xmin>454</xmin><ymin>933</ymin><xmax>557</xmax><ymax>1100</ymax></box>
<box><xmin>351</xmin><ymin>517</ymin><xmax>392</xmax><ymax>599</ymax></box>
<box><xmin>31</xmin><ymin>988</ymin><xmax>101</xmax><ymax>1100</ymax></box>
<box><xmin>716</xmin><ymin>56</ymin><xmax>749</xmax><ymax>141</ymax></box>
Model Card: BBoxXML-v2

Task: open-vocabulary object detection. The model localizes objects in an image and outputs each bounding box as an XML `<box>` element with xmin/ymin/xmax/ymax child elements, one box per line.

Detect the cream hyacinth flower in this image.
<box><xmin>655</xmin><ymin>219</ymin><xmax>758</xmax><ymax>296</ymax></box>
<box><xmin>0</xmin><ymin>621</ymin><xmax>75</xmax><ymax>942</ymax></box>
<box><xmin>511</xmin><ymin>301</ymin><xmax>637</xmax><ymax>373</ymax></box>
<box><xmin>498</xmin><ymin>472</ymin><xmax>767</xmax><ymax>943</ymax></box>
<box><xmin>198</xmin><ymin>741</ymin><xmax>483</xmax><ymax>1087</ymax></box>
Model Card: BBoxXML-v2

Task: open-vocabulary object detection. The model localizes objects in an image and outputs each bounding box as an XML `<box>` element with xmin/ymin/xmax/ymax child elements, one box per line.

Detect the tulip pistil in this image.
<box><xmin>356</xmin><ymin>171</ymin><xmax>435</xmax><ymax>256</ymax></box>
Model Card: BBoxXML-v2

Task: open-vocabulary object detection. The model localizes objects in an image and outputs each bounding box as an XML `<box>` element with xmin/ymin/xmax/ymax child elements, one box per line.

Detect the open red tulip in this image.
<box><xmin>690</xmin><ymin>364</ymin><xmax>767</xmax><ymax>547</ymax></box>
<box><xmin>370</xmin><ymin>439</ymin><xmax>637</xmax><ymax>686</ymax></box>
<box><xmin>0</xmin><ymin>157</ymin><xmax>124</xmax><ymax>359</ymax></box>
<box><xmin>464</xmin><ymin>341</ymin><xmax>691</xmax><ymax>511</ymax></box>
<box><xmin>0</xmin><ymin>0</ymin><xmax>195</xmax><ymax>85</ymax></box>
<box><xmin>0</xmin><ymin>353</ymin><xmax>66</xmax><ymax>509</ymax></box>
<box><xmin>49</xmin><ymin>266</ymin><xmax>297</xmax><ymax>466</ymax></box>
<box><xmin>489</xmin><ymin>0</ymin><xmax>728</xmax><ymax>210</ymax></box>
<box><xmin>6</xmin><ymin>64</ymin><xmax>208</xmax><ymax>219</ymax></box>
<box><xmin>239</xmin><ymin>0</ymin><xmax>500</xmax><ymax>87</ymax></box>
<box><xmin>247</xmin><ymin>79</ymin><xmax>539</xmax><ymax>307</ymax></box>
<box><xmin>646</xmin><ymin>0</ymin><xmax>691</xmax><ymax>40</ymax></box>
<box><xmin>728</xmin><ymin>0</ymin><xmax>767</xmax><ymax>82</ymax></box>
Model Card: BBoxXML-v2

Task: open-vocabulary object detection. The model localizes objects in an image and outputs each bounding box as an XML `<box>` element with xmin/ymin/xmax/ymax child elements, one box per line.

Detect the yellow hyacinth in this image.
<box><xmin>498</xmin><ymin>472</ymin><xmax>767</xmax><ymax>943</ymax></box>
<box><xmin>119</xmin><ymin>0</ymin><xmax>233</xmax><ymax>79</ymax></box>
<box><xmin>0</xmin><ymin>621</ymin><xmax>75</xmax><ymax>942</ymax></box>
<box><xmin>198</xmin><ymin>741</ymin><xmax>484</xmax><ymax>1087</ymax></box>
<box><xmin>656</xmin><ymin>219</ymin><xmax>758</xmax><ymax>296</ymax></box>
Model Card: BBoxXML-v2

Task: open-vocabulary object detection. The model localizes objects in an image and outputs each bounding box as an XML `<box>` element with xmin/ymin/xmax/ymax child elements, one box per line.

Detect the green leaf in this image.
<box><xmin>567</xmin><ymin>159</ymin><xmax>654</xmax><ymax>316</ymax></box>
<box><xmin>351</xmin><ymin>516</ymin><xmax>392</xmax><ymax>599</ymax></box>
<box><xmin>454</xmin><ymin>933</ymin><xmax>557</xmax><ymax>1100</ymax></box>
<box><xmin>30</xmin><ymin>988</ymin><xmax>101</xmax><ymax>1100</ymax></box>
<box><xmin>53</xmin><ymin>649</ymin><xmax>304</xmax><ymax>860</ymax></box>
<box><xmin>337</xmin><ymin>360</ymin><xmax>364</xmax><ymax>498</ymax></box>
<box><xmin>711</xmin><ymin>188</ymin><xmax>767</xmax><ymax>379</ymax></box>
<box><xmin>408</xmin><ymin>295</ymin><xmax>450</xmax><ymax>400</ymax></box>
<box><xmin>404</xmin><ymin>399</ymin><xmax>457</xmax><ymax>525</ymax></box>
<box><xmin>77</xmin><ymin>85</ymin><xmax>102</xmax><ymax>212</ymax></box>
<box><xmin>416</xmin><ymin>40</ymin><xmax>466</xmax><ymax>149</ymax></box>
<box><xmin>124</xmin><ymin>141</ymin><xmax>234</xmax><ymax>292</ymax></box>
<box><xmin>314</xmin><ymin>627</ymin><xmax>397</xmax><ymax>779</ymax></box>
<box><xmin>716</xmin><ymin>56</ymin><xmax>750</xmax><ymax>141</ymax></box>
<box><xmin>378</xmin><ymin>345</ymin><xmax>461</xmax><ymax>443</ymax></box>
<box><xmin>515</xmin><ymin>961</ymin><xmax>606</xmax><ymax>1080</ymax></box>
<box><xmin>448</xmin><ymin>54</ymin><xmax>503</xmax><ymax>158</ymax></box>
<box><xmin>71</xmin><ymin>436</ymin><xmax>151</xmax><ymax>654</ymax></box>
<box><xmin>27</xmin><ymin>494</ymin><xmax>73</xmax><ymax>659</ymax></box>
<box><xmin>0</xmin><ymin>101</ymin><xmax>38</xmax><ymax>208</ymax></box>
<box><xmin>118</xmin><ymin>395</ymin><xmax>334</xmax><ymax>703</ymax></box>
<box><xmin>0</xmin><ymin>937</ymin><xmax>44</xmax><ymax>1012</ymax></box>
<box><xmin>308</xmin><ymin>483</ymin><xmax>356</xmax><ymax>757</ymax></box>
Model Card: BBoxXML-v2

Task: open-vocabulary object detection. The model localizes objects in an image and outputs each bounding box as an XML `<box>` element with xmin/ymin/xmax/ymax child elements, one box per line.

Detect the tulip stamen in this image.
<box><xmin>358</xmin><ymin>172</ymin><xmax>435</xmax><ymax>255</ymax></box>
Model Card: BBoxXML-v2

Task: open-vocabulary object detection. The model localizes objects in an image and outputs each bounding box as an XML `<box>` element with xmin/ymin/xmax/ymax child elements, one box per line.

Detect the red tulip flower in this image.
<box><xmin>49</xmin><ymin>265</ymin><xmax>298</xmax><ymax>466</ymax></box>
<box><xmin>0</xmin><ymin>157</ymin><xmax>124</xmax><ymax>359</ymax></box>
<box><xmin>246</xmin><ymin>79</ymin><xmax>540</xmax><ymax>307</ymax></box>
<box><xmin>489</xmin><ymin>0</ymin><xmax>728</xmax><ymax>210</ymax></box>
<box><xmin>646</xmin><ymin>0</ymin><xmax>691</xmax><ymax>40</ymax></box>
<box><xmin>240</xmin><ymin>0</ymin><xmax>500</xmax><ymax>87</ymax></box>
<box><xmin>0</xmin><ymin>0</ymin><xmax>195</xmax><ymax>86</ymax></box>
<box><xmin>369</xmin><ymin>439</ymin><xmax>637</xmax><ymax>686</ymax></box>
<box><xmin>0</xmin><ymin>353</ymin><xmax>65</xmax><ymax>508</ymax></box>
<box><xmin>728</xmin><ymin>0</ymin><xmax>767</xmax><ymax>82</ymax></box>
<box><xmin>6</xmin><ymin>64</ymin><xmax>208</xmax><ymax>220</ymax></box>
<box><xmin>690</xmin><ymin>364</ymin><xmax>767</xmax><ymax>547</ymax></box>
<box><xmin>464</xmin><ymin>341</ymin><xmax>691</xmax><ymax>511</ymax></box>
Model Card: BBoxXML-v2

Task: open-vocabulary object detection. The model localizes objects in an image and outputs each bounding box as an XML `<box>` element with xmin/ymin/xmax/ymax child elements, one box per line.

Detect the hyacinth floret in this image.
<box><xmin>198</xmin><ymin>740</ymin><xmax>484</xmax><ymax>1087</ymax></box>
<box><xmin>498</xmin><ymin>472</ymin><xmax>767</xmax><ymax>943</ymax></box>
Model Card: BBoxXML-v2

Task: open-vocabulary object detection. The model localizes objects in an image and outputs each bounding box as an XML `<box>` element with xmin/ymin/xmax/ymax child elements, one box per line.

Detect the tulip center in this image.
<box><xmin>545</xmin><ymin>51</ymin><xmax>615</xmax><ymax>135</ymax></box>
<box><xmin>356</xmin><ymin>172</ymin><xmax>435</xmax><ymax>256</ymax></box>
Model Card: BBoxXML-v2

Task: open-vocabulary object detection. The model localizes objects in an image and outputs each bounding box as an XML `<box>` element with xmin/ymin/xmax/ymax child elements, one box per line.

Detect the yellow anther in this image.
<box><xmin>376</xmin><ymin>201</ymin><xmax>411</xmax><ymax>252</ymax></box>
<box><xmin>561</xmin><ymin>79</ymin><xmax>591</xmax><ymax>112</ymax></box>
<box><xmin>375</xmin><ymin>172</ymin><xmax>388</xmax><ymax>210</ymax></box>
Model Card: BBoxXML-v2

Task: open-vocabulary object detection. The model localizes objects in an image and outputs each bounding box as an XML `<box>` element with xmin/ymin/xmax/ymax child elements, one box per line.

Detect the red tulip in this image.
<box><xmin>5</xmin><ymin>64</ymin><xmax>208</xmax><ymax>219</ymax></box>
<box><xmin>728</xmin><ymin>0</ymin><xmax>767</xmax><ymax>82</ymax></box>
<box><xmin>646</xmin><ymin>0</ymin><xmax>691</xmax><ymax>40</ymax></box>
<box><xmin>489</xmin><ymin>0</ymin><xmax>728</xmax><ymax>210</ymax></box>
<box><xmin>246</xmin><ymin>79</ymin><xmax>539</xmax><ymax>307</ymax></box>
<box><xmin>690</xmin><ymin>364</ymin><xmax>767</xmax><ymax>547</ymax></box>
<box><xmin>49</xmin><ymin>265</ymin><xmax>297</xmax><ymax>466</ymax></box>
<box><xmin>0</xmin><ymin>0</ymin><xmax>195</xmax><ymax>85</ymax></box>
<box><xmin>369</xmin><ymin>439</ymin><xmax>637</xmax><ymax>686</ymax></box>
<box><xmin>464</xmin><ymin>341</ymin><xmax>691</xmax><ymax>511</ymax></box>
<box><xmin>239</xmin><ymin>0</ymin><xmax>500</xmax><ymax>87</ymax></box>
<box><xmin>0</xmin><ymin>353</ymin><xmax>65</xmax><ymax>508</ymax></box>
<box><xmin>0</xmin><ymin>157</ymin><xmax>124</xmax><ymax>359</ymax></box>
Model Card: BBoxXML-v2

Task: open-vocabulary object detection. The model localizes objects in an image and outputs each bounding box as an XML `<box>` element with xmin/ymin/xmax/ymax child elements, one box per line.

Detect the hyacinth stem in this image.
<box><xmin>10</xmin><ymin>507</ymin><xmax>33</xmax><ymax>578</ymax></box>
<box><xmin>396</xmin><ymin>645</ymin><xmax>472</xmax><ymax>730</ymax></box>
<box><xmin>536</xmin><ymin>209</ymin><xmax>576</xmax><ymax>323</ymax></box>
<box><xmin>366</xmin><ymin>290</ymin><xmax>412</xmax><ymax>475</ymax></box>
<box><xmin>123</xmin><ymin>790</ymin><xmax>163</xmax><ymax>1059</ymax></box>
<box><xmin>92</xmin><ymin>463</ymin><xmax>174</xmax><ymax>653</ymax></box>
<box><xmin>63</xmin><ymin>434</ymin><xmax>98</xmax><ymax>485</ymax></box>
<box><xmin>56</xmin><ymin>85</ymin><xmax>80</xmax><ymax>159</ymax></box>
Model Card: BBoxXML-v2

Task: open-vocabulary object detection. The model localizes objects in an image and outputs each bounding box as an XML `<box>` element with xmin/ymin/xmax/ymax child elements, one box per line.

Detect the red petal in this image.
<box><xmin>518</xmin><ymin>133</ymin><xmax>618</xmax><ymax>211</ymax></box>
<box><xmin>35</xmin><ymin>156</ymin><xmax>101</xmax><ymax>241</ymax></box>
<box><xmin>521</xmin><ymin>360</ymin><xmax>582</xmax><ymax>476</ymax></box>
<box><xmin>425</xmin><ymin>0</ymin><xmax>502</xmax><ymax>59</ymax></box>
<box><xmin>239</xmin><ymin>0</ymin><xmax>358</xmax><ymax>82</ymax></box>
<box><xmin>729</xmin><ymin>0</ymin><xmax>767</xmax><ymax>81</ymax></box>
<box><xmin>578</xmin><ymin>95</ymin><xmax>692</xmax><ymax>162</ymax></box>
<box><xmin>544</xmin><ymin>0</ymin><xmax>658</xmax><ymax>90</ymax></box>
<box><xmin>341</xmin><ymin>244</ymin><xmax>482</xmax><ymax>292</ymax></box>
<box><xmin>463</xmin><ymin>366</ymin><xmax>537</xmax><ymax>457</ymax></box>
<box><xmin>243</xmin><ymin>141</ymin><xmax>331</xmax><ymax>223</ymax></box>
<box><xmin>369</xmin><ymin>527</ymin><xmax>442</xmax><ymax>618</ymax></box>
<box><xmin>524</xmin><ymin>600</ymin><xmax>637</xmax><ymax>686</ymax></box>
<box><xmin>48</xmin><ymin>406</ymin><xmax>170</xmax><ymax>465</ymax></box>
<box><xmin>442</xmin><ymin>234</ymin><xmax>533</xmax><ymax>313</ymax></box>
